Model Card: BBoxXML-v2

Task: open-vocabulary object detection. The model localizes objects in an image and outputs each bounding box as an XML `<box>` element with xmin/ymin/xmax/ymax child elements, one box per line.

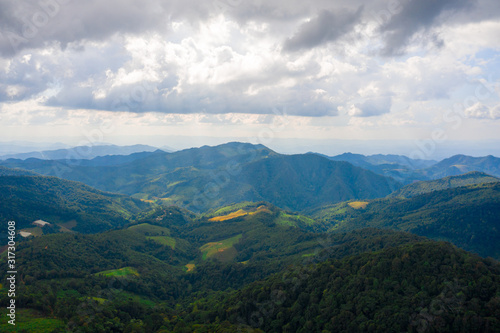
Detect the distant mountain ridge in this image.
<box><xmin>0</xmin><ymin>142</ymin><xmax>401</xmax><ymax>212</ymax></box>
<box><xmin>389</xmin><ymin>171</ymin><xmax>500</xmax><ymax>198</ymax></box>
<box><xmin>326</xmin><ymin>152</ymin><xmax>500</xmax><ymax>183</ymax></box>
<box><xmin>323</xmin><ymin>152</ymin><xmax>436</xmax><ymax>183</ymax></box>
<box><xmin>421</xmin><ymin>154</ymin><xmax>500</xmax><ymax>179</ymax></box>
<box><xmin>0</xmin><ymin>144</ymin><xmax>162</xmax><ymax>160</ymax></box>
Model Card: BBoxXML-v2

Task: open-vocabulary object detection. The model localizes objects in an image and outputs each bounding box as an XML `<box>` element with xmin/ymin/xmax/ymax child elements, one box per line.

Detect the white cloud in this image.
<box><xmin>465</xmin><ymin>102</ymin><xmax>500</xmax><ymax>120</ymax></box>
<box><xmin>0</xmin><ymin>0</ymin><xmax>500</xmax><ymax>144</ymax></box>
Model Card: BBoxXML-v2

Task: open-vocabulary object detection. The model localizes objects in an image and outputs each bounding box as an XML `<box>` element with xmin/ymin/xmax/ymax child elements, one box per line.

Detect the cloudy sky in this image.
<box><xmin>1</xmin><ymin>0</ymin><xmax>500</xmax><ymax>157</ymax></box>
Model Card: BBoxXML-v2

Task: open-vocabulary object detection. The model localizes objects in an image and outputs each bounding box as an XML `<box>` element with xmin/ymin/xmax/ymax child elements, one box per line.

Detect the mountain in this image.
<box><xmin>324</xmin><ymin>152</ymin><xmax>435</xmax><ymax>184</ymax></box>
<box><xmin>327</xmin><ymin>152</ymin><xmax>437</xmax><ymax>170</ymax></box>
<box><xmin>232</xmin><ymin>153</ymin><xmax>400</xmax><ymax>212</ymax></box>
<box><xmin>389</xmin><ymin>171</ymin><xmax>500</xmax><ymax>198</ymax></box>
<box><xmin>0</xmin><ymin>144</ymin><xmax>160</xmax><ymax>160</ymax></box>
<box><xmin>314</xmin><ymin>182</ymin><xmax>500</xmax><ymax>259</ymax></box>
<box><xmin>0</xmin><ymin>175</ymin><xmax>151</xmax><ymax>233</ymax></box>
<box><xmin>0</xmin><ymin>142</ymin><xmax>401</xmax><ymax>212</ymax></box>
<box><xmin>422</xmin><ymin>154</ymin><xmax>500</xmax><ymax>179</ymax></box>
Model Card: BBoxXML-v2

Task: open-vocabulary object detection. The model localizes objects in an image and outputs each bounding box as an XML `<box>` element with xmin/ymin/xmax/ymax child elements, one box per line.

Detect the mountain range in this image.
<box><xmin>0</xmin><ymin>143</ymin><xmax>400</xmax><ymax>212</ymax></box>
<box><xmin>1</xmin><ymin>142</ymin><xmax>499</xmax><ymax>332</ymax></box>
<box><xmin>0</xmin><ymin>144</ymin><xmax>162</xmax><ymax>160</ymax></box>
<box><xmin>326</xmin><ymin>151</ymin><xmax>500</xmax><ymax>184</ymax></box>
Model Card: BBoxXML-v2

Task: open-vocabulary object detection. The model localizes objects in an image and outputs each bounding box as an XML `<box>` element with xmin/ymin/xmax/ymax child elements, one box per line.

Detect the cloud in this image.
<box><xmin>283</xmin><ymin>7</ymin><xmax>363</xmax><ymax>52</ymax></box>
<box><xmin>0</xmin><ymin>0</ymin><xmax>201</xmax><ymax>57</ymax></box>
<box><xmin>378</xmin><ymin>0</ymin><xmax>471</xmax><ymax>56</ymax></box>
<box><xmin>465</xmin><ymin>102</ymin><xmax>500</xmax><ymax>120</ymax></box>
<box><xmin>347</xmin><ymin>96</ymin><xmax>392</xmax><ymax>117</ymax></box>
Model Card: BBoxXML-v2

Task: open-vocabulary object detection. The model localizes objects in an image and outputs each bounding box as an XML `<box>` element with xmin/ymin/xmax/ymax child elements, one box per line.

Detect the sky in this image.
<box><xmin>1</xmin><ymin>0</ymin><xmax>500</xmax><ymax>158</ymax></box>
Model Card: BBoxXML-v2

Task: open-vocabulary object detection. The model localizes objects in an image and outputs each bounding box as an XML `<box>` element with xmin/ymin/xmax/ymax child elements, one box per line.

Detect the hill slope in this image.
<box><xmin>323</xmin><ymin>182</ymin><xmax>500</xmax><ymax>259</ymax></box>
<box><xmin>389</xmin><ymin>171</ymin><xmax>500</xmax><ymax>198</ymax></box>
<box><xmin>0</xmin><ymin>175</ymin><xmax>151</xmax><ymax>233</ymax></box>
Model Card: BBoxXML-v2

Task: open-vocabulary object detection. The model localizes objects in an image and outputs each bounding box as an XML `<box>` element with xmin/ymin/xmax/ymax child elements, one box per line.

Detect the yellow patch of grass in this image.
<box><xmin>185</xmin><ymin>264</ymin><xmax>195</xmax><ymax>272</ymax></box>
<box><xmin>209</xmin><ymin>209</ymin><xmax>248</xmax><ymax>222</ymax></box>
<box><xmin>348</xmin><ymin>201</ymin><xmax>369</xmax><ymax>209</ymax></box>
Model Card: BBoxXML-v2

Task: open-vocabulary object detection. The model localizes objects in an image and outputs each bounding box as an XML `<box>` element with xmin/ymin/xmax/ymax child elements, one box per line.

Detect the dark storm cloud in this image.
<box><xmin>378</xmin><ymin>0</ymin><xmax>471</xmax><ymax>56</ymax></box>
<box><xmin>283</xmin><ymin>7</ymin><xmax>363</xmax><ymax>52</ymax></box>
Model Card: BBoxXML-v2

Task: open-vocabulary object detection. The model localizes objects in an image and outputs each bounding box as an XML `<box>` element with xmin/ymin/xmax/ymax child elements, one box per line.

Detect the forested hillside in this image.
<box><xmin>0</xmin><ymin>175</ymin><xmax>151</xmax><ymax>233</ymax></box>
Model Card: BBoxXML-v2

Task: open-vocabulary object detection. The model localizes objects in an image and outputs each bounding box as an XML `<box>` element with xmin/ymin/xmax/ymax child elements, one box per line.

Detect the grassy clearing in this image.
<box><xmin>209</xmin><ymin>204</ymin><xmax>272</xmax><ymax>222</ymax></box>
<box><xmin>348</xmin><ymin>201</ymin><xmax>369</xmax><ymax>209</ymax></box>
<box><xmin>95</xmin><ymin>267</ymin><xmax>139</xmax><ymax>277</ymax></box>
<box><xmin>200</xmin><ymin>234</ymin><xmax>242</xmax><ymax>261</ymax></box>
<box><xmin>147</xmin><ymin>236</ymin><xmax>176</xmax><ymax>249</ymax></box>
<box><xmin>128</xmin><ymin>223</ymin><xmax>177</xmax><ymax>249</ymax></box>
<box><xmin>0</xmin><ymin>308</ymin><xmax>65</xmax><ymax>332</ymax></box>
<box><xmin>128</xmin><ymin>223</ymin><xmax>171</xmax><ymax>236</ymax></box>
<box><xmin>211</xmin><ymin>202</ymin><xmax>255</xmax><ymax>216</ymax></box>
<box><xmin>275</xmin><ymin>211</ymin><xmax>316</xmax><ymax>227</ymax></box>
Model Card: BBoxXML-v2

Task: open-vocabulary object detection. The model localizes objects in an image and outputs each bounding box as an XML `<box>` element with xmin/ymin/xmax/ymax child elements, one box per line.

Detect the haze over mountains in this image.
<box><xmin>0</xmin><ymin>144</ymin><xmax>164</xmax><ymax>160</ymax></box>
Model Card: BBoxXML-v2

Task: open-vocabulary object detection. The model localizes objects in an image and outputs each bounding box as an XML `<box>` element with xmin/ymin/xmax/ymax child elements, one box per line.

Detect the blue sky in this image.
<box><xmin>0</xmin><ymin>0</ymin><xmax>500</xmax><ymax>158</ymax></box>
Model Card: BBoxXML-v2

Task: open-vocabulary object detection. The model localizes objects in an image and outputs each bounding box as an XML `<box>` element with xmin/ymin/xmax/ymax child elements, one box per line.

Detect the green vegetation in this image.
<box><xmin>0</xmin><ymin>143</ymin><xmax>400</xmax><ymax>212</ymax></box>
<box><xmin>389</xmin><ymin>171</ymin><xmax>499</xmax><ymax>198</ymax></box>
<box><xmin>128</xmin><ymin>223</ymin><xmax>171</xmax><ymax>236</ymax></box>
<box><xmin>0</xmin><ymin>175</ymin><xmax>151</xmax><ymax>233</ymax></box>
<box><xmin>0</xmin><ymin>308</ymin><xmax>65</xmax><ymax>333</ymax></box>
<box><xmin>274</xmin><ymin>211</ymin><xmax>316</xmax><ymax>227</ymax></box>
<box><xmin>200</xmin><ymin>234</ymin><xmax>243</xmax><ymax>261</ymax></box>
<box><xmin>95</xmin><ymin>267</ymin><xmax>139</xmax><ymax>277</ymax></box>
<box><xmin>314</xmin><ymin>182</ymin><xmax>500</xmax><ymax>259</ymax></box>
<box><xmin>1</xmin><ymin>146</ymin><xmax>500</xmax><ymax>332</ymax></box>
<box><xmin>147</xmin><ymin>235</ymin><xmax>177</xmax><ymax>249</ymax></box>
<box><xmin>193</xmin><ymin>242</ymin><xmax>500</xmax><ymax>333</ymax></box>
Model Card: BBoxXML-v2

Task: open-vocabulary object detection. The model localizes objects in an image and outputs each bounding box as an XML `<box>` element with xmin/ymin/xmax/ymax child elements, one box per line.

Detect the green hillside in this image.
<box><xmin>316</xmin><ymin>182</ymin><xmax>500</xmax><ymax>259</ymax></box>
<box><xmin>190</xmin><ymin>241</ymin><xmax>500</xmax><ymax>332</ymax></box>
<box><xmin>0</xmin><ymin>226</ymin><xmax>428</xmax><ymax>332</ymax></box>
<box><xmin>0</xmin><ymin>175</ymin><xmax>151</xmax><ymax>233</ymax></box>
<box><xmin>389</xmin><ymin>171</ymin><xmax>500</xmax><ymax>198</ymax></box>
